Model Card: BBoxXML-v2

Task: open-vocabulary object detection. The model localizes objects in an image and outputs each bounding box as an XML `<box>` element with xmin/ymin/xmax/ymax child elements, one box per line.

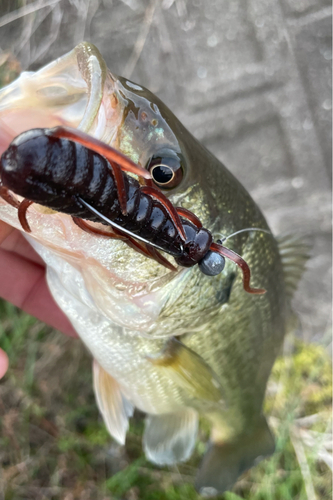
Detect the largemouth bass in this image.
<box><xmin>0</xmin><ymin>42</ymin><xmax>307</xmax><ymax>495</ymax></box>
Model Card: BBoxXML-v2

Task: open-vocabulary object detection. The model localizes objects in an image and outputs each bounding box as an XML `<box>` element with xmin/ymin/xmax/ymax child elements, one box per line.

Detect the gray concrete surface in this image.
<box><xmin>0</xmin><ymin>0</ymin><xmax>331</xmax><ymax>343</ymax></box>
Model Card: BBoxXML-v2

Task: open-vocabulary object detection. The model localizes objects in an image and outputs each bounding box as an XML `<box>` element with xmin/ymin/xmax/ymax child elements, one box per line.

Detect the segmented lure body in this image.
<box><xmin>0</xmin><ymin>127</ymin><xmax>265</xmax><ymax>293</ymax></box>
<box><xmin>0</xmin><ymin>128</ymin><xmax>212</xmax><ymax>266</ymax></box>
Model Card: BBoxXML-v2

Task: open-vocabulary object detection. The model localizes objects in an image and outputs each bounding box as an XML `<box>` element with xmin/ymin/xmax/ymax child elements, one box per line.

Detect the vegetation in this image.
<box><xmin>0</xmin><ymin>298</ymin><xmax>331</xmax><ymax>500</ymax></box>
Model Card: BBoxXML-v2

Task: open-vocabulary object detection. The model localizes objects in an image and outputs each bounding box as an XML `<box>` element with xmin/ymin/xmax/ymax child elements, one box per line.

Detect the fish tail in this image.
<box><xmin>195</xmin><ymin>416</ymin><xmax>275</xmax><ymax>496</ymax></box>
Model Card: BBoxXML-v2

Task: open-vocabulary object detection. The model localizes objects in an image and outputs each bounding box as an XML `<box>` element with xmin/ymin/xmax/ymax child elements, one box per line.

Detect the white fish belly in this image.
<box><xmin>28</xmin><ymin>238</ymin><xmax>186</xmax><ymax>415</ymax></box>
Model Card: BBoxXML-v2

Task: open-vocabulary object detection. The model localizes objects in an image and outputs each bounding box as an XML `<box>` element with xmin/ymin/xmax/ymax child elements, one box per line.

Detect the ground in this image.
<box><xmin>0</xmin><ymin>298</ymin><xmax>331</xmax><ymax>499</ymax></box>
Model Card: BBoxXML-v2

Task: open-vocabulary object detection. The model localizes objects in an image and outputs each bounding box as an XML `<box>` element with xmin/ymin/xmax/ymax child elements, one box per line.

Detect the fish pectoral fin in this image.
<box><xmin>195</xmin><ymin>416</ymin><xmax>275</xmax><ymax>496</ymax></box>
<box><xmin>147</xmin><ymin>337</ymin><xmax>225</xmax><ymax>405</ymax></box>
<box><xmin>93</xmin><ymin>359</ymin><xmax>134</xmax><ymax>445</ymax></box>
<box><xmin>143</xmin><ymin>408</ymin><xmax>198</xmax><ymax>465</ymax></box>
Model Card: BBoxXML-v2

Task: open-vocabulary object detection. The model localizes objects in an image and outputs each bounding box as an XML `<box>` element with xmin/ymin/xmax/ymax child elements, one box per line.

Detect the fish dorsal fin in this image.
<box><xmin>93</xmin><ymin>360</ymin><xmax>134</xmax><ymax>445</ymax></box>
<box><xmin>148</xmin><ymin>337</ymin><xmax>226</xmax><ymax>406</ymax></box>
<box><xmin>143</xmin><ymin>408</ymin><xmax>199</xmax><ymax>465</ymax></box>
<box><xmin>277</xmin><ymin>234</ymin><xmax>310</xmax><ymax>299</ymax></box>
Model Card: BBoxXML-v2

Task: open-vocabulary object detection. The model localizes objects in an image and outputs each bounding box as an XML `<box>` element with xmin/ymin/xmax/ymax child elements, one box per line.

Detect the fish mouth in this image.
<box><xmin>0</xmin><ymin>42</ymin><xmax>179</xmax><ymax>311</ymax></box>
<box><xmin>0</xmin><ymin>42</ymin><xmax>114</xmax><ymax>145</ymax></box>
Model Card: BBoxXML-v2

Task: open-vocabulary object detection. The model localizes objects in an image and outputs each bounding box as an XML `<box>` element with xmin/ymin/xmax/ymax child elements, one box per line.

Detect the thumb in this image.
<box><xmin>0</xmin><ymin>348</ymin><xmax>9</xmax><ymax>378</ymax></box>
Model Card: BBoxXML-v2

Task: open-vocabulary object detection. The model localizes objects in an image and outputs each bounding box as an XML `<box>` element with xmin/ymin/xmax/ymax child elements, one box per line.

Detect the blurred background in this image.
<box><xmin>0</xmin><ymin>1</ymin><xmax>331</xmax><ymax>499</ymax></box>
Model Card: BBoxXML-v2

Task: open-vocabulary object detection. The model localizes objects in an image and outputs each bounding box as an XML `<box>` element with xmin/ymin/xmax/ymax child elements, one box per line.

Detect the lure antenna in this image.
<box><xmin>219</xmin><ymin>227</ymin><xmax>272</xmax><ymax>243</ymax></box>
<box><xmin>210</xmin><ymin>242</ymin><xmax>266</xmax><ymax>295</ymax></box>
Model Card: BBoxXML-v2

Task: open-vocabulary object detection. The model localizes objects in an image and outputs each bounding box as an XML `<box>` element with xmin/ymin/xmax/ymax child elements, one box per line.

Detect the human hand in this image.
<box><xmin>0</xmin><ymin>220</ymin><xmax>77</xmax><ymax>378</ymax></box>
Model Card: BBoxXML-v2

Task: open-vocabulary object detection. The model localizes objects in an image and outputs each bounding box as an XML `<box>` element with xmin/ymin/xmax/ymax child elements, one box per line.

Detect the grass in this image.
<box><xmin>0</xmin><ymin>298</ymin><xmax>331</xmax><ymax>500</ymax></box>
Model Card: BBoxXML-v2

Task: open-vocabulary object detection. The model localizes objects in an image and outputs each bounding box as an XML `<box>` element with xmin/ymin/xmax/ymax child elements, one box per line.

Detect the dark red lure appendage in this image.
<box><xmin>210</xmin><ymin>243</ymin><xmax>266</xmax><ymax>295</ymax></box>
<box><xmin>141</xmin><ymin>185</ymin><xmax>187</xmax><ymax>241</ymax></box>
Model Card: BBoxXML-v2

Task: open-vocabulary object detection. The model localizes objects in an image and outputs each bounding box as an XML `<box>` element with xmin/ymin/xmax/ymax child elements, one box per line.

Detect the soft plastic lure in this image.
<box><xmin>0</xmin><ymin>126</ymin><xmax>266</xmax><ymax>294</ymax></box>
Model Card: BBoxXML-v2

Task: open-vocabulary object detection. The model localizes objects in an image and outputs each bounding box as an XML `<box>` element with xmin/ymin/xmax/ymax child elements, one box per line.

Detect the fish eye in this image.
<box><xmin>147</xmin><ymin>151</ymin><xmax>184</xmax><ymax>189</ymax></box>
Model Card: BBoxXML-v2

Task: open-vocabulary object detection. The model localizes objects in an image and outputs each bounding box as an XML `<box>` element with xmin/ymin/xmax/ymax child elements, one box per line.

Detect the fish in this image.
<box><xmin>0</xmin><ymin>42</ymin><xmax>308</xmax><ymax>495</ymax></box>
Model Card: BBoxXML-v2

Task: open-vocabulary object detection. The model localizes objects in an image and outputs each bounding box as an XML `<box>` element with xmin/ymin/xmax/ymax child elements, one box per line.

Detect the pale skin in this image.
<box><xmin>0</xmin><ymin>220</ymin><xmax>77</xmax><ymax>378</ymax></box>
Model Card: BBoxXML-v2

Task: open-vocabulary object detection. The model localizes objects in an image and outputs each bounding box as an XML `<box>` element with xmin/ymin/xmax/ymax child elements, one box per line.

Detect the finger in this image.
<box><xmin>0</xmin><ymin>220</ymin><xmax>14</xmax><ymax>244</ymax></box>
<box><xmin>0</xmin><ymin>247</ymin><xmax>77</xmax><ymax>337</ymax></box>
<box><xmin>0</xmin><ymin>348</ymin><xmax>9</xmax><ymax>379</ymax></box>
<box><xmin>0</xmin><ymin>225</ymin><xmax>44</xmax><ymax>266</ymax></box>
<box><xmin>0</xmin><ymin>118</ymin><xmax>15</xmax><ymax>154</ymax></box>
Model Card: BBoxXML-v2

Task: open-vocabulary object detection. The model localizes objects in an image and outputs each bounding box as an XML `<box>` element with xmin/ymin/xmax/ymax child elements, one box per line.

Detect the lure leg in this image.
<box><xmin>176</xmin><ymin>207</ymin><xmax>202</xmax><ymax>228</ymax></box>
<box><xmin>72</xmin><ymin>217</ymin><xmax>127</xmax><ymax>240</ymax></box>
<box><xmin>125</xmin><ymin>236</ymin><xmax>177</xmax><ymax>272</ymax></box>
<box><xmin>124</xmin><ymin>237</ymin><xmax>154</xmax><ymax>259</ymax></box>
<box><xmin>140</xmin><ymin>177</ymin><xmax>155</xmax><ymax>189</ymax></box>
<box><xmin>141</xmin><ymin>186</ymin><xmax>187</xmax><ymax>241</ymax></box>
<box><xmin>72</xmin><ymin>215</ymin><xmax>175</xmax><ymax>270</ymax></box>
<box><xmin>0</xmin><ymin>186</ymin><xmax>20</xmax><ymax>209</ymax></box>
<box><xmin>49</xmin><ymin>126</ymin><xmax>151</xmax><ymax>180</ymax></box>
<box><xmin>107</xmin><ymin>161</ymin><xmax>128</xmax><ymax>216</ymax></box>
<box><xmin>17</xmin><ymin>199</ymin><xmax>34</xmax><ymax>232</ymax></box>
<box><xmin>144</xmin><ymin>244</ymin><xmax>177</xmax><ymax>272</ymax></box>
